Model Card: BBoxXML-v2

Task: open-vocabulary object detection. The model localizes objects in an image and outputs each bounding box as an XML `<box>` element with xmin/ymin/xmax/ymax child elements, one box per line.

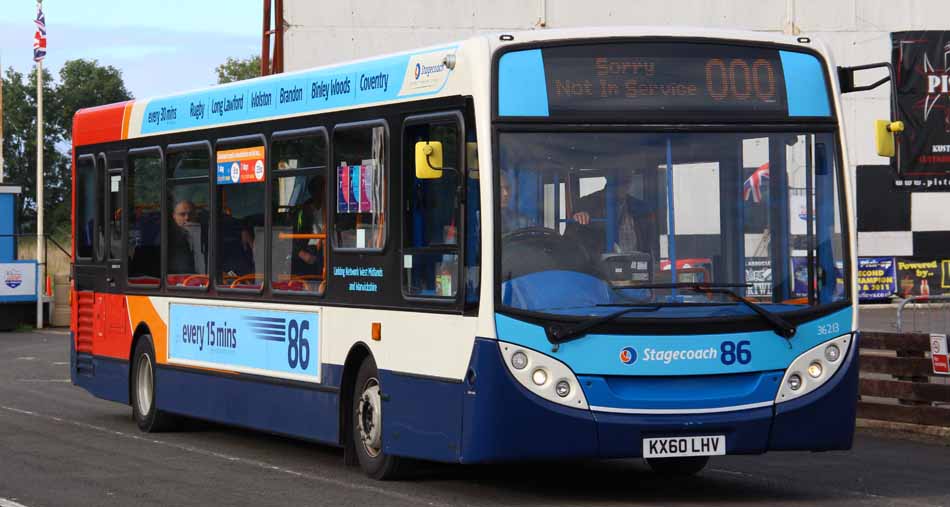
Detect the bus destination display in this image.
<box><xmin>541</xmin><ymin>43</ymin><xmax>790</xmax><ymax>117</ymax></box>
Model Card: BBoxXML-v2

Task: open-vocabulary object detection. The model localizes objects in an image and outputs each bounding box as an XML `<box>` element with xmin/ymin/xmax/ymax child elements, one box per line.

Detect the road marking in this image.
<box><xmin>51</xmin><ymin>362</ymin><xmax>69</xmax><ymax>366</ymax></box>
<box><xmin>0</xmin><ymin>405</ymin><xmax>458</xmax><ymax>507</ymax></box>
<box><xmin>15</xmin><ymin>357</ymin><xmax>36</xmax><ymax>361</ymax></box>
<box><xmin>0</xmin><ymin>497</ymin><xmax>31</xmax><ymax>507</ymax></box>
<box><xmin>15</xmin><ymin>379</ymin><xmax>70</xmax><ymax>383</ymax></box>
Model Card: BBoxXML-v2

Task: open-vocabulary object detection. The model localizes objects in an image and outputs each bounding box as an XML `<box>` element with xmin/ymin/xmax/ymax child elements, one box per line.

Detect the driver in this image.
<box><xmin>571</xmin><ymin>172</ymin><xmax>657</xmax><ymax>256</ymax></box>
<box><xmin>499</xmin><ymin>171</ymin><xmax>534</xmax><ymax>234</ymax></box>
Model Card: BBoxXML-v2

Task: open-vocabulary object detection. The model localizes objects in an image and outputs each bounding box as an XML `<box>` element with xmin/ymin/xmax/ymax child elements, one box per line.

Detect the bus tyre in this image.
<box><xmin>352</xmin><ymin>357</ymin><xmax>402</xmax><ymax>480</ymax></box>
<box><xmin>646</xmin><ymin>456</ymin><xmax>710</xmax><ymax>476</ymax></box>
<box><xmin>131</xmin><ymin>337</ymin><xmax>177</xmax><ymax>432</ymax></box>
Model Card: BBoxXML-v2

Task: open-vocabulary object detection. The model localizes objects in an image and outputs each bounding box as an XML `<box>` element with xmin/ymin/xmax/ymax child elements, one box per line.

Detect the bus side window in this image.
<box><xmin>271</xmin><ymin>132</ymin><xmax>329</xmax><ymax>294</ymax></box>
<box><xmin>165</xmin><ymin>147</ymin><xmax>211</xmax><ymax>288</ymax></box>
<box><xmin>332</xmin><ymin>123</ymin><xmax>387</xmax><ymax>250</ymax></box>
<box><xmin>402</xmin><ymin>116</ymin><xmax>461</xmax><ymax>299</ymax></box>
<box><xmin>75</xmin><ymin>155</ymin><xmax>97</xmax><ymax>260</ymax></box>
<box><xmin>127</xmin><ymin>151</ymin><xmax>162</xmax><ymax>287</ymax></box>
<box><xmin>215</xmin><ymin>140</ymin><xmax>266</xmax><ymax>290</ymax></box>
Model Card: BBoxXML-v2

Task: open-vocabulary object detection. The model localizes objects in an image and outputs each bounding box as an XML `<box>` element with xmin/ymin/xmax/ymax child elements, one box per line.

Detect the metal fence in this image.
<box><xmin>896</xmin><ymin>295</ymin><xmax>950</xmax><ymax>334</ymax></box>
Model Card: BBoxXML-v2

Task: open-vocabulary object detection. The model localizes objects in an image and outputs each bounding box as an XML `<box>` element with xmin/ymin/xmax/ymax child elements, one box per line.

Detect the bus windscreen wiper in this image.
<box><xmin>546</xmin><ymin>304</ymin><xmax>661</xmax><ymax>348</ymax></box>
<box><xmin>630</xmin><ymin>282</ymin><xmax>797</xmax><ymax>340</ymax></box>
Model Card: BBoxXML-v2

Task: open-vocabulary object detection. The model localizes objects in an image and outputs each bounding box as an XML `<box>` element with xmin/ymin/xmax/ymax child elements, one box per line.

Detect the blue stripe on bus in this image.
<box><xmin>497</xmin><ymin>49</ymin><xmax>550</xmax><ymax>117</ymax></box>
<box><xmin>780</xmin><ymin>51</ymin><xmax>831</xmax><ymax>117</ymax></box>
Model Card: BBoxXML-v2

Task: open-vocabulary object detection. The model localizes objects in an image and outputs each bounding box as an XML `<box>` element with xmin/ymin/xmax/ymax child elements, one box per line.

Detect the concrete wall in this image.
<box><xmin>284</xmin><ymin>0</ymin><xmax>950</xmax><ymax>256</ymax></box>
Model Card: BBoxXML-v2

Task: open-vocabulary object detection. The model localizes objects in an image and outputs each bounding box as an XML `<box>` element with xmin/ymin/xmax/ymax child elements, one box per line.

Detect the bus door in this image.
<box><xmin>101</xmin><ymin>151</ymin><xmax>131</xmax><ymax>347</ymax></box>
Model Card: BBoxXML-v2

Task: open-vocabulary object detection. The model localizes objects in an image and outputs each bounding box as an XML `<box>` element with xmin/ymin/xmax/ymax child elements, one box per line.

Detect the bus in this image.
<box><xmin>71</xmin><ymin>26</ymin><xmax>861</xmax><ymax>479</ymax></box>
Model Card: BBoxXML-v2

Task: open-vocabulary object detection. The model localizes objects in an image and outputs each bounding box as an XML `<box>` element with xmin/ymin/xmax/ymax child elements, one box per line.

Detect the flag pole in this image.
<box><xmin>1</xmin><ymin>51</ymin><xmax>5</xmax><ymax>184</ymax></box>
<box><xmin>35</xmin><ymin>1</ymin><xmax>45</xmax><ymax>329</ymax></box>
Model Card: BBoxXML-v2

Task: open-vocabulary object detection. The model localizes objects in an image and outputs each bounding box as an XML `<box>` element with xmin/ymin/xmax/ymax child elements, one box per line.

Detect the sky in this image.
<box><xmin>0</xmin><ymin>0</ymin><xmax>262</xmax><ymax>99</ymax></box>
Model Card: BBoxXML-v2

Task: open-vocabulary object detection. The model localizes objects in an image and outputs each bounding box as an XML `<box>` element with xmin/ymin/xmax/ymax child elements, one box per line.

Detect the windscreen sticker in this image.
<box><xmin>168</xmin><ymin>304</ymin><xmax>320</xmax><ymax>383</ymax></box>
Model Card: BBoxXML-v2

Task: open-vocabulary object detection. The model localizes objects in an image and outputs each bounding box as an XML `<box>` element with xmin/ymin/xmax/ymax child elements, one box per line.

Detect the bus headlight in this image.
<box><xmin>776</xmin><ymin>334</ymin><xmax>852</xmax><ymax>403</ymax></box>
<box><xmin>498</xmin><ymin>341</ymin><xmax>588</xmax><ymax>410</ymax></box>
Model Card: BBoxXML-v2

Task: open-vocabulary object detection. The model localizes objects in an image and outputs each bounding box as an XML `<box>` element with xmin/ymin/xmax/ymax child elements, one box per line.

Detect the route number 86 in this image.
<box><xmin>287</xmin><ymin>319</ymin><xmax>311</xmax><ymax>370</ymax></box>
<box><xmin>720</xmin><ymin>340</ymin><xmax>751</xmax><ymax>365</ymax></box>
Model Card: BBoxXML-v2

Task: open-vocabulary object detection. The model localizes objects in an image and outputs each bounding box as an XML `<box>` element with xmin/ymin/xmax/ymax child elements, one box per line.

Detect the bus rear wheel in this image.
<box><xmin>352</xmin><ymin>356</ymin><xmax>403</xmax><ymax>480</ymax></box>
<box><xmin>646</xmin><ymin>456</ymin><xmax>709</xmax><ymax>476</ymax></box>
<box><xmin>131</xmin><ymin>337</ymin><xmax>178</xmax><ymax>432</ymax></box>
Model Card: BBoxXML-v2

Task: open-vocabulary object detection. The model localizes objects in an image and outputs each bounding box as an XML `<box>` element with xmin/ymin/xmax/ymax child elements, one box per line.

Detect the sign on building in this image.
<box><xmin>892</xmin><ymin>31</ymin><xmax>950</xmax><ymax>191</ymax></box>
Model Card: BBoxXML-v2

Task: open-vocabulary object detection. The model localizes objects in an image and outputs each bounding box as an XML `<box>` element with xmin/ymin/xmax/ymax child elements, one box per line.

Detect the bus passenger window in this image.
<box><xmin>271</xmin><ymin>134</ymin><xmax>328</xmax><ymax>294</ymax></box>
<box><xmin>215</xmin><ymin>144</ymin><xmax>265</xmax><ymax>290</ymax></box>
<box><xmin>75</xmin><ymin>156</ymin><xmax>96</xmax><ymax>259</ymax></box>
<box><xmin>402</xmin><ymin>119</ymin><xmax>461</xmax><ymax>298</ymax></box>
<box><xmin>127</xmin><ymin>152</ymin><xmax>162</xmax><ymax>287</ymax></box>
<box><xmin>166</xmin><ymin>148</ymin><xmax>210</xmax><ymax>288</ymax></box>
<box><xmin>332</xmin><ymin>124</ymin><xmax>386</xmax><ymax>250</ymax></box>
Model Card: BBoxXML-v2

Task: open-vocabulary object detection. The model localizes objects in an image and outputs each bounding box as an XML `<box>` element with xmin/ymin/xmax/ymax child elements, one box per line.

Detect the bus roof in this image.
<box><xmin>72</xmin><ymin>26</ymin><xmax>830</xmax><ymax>148</ymax></box>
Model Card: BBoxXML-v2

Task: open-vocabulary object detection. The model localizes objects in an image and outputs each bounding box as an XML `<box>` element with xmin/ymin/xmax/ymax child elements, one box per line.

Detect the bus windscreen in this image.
<box><xmin>497</xmin><ymin>42</ymin><xmax>832</xmax><ymax>119</ymax></box>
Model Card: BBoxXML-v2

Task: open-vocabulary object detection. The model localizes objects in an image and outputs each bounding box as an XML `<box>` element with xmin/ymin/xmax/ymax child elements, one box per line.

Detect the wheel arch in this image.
<box><xmin>339</xmin><ymin>342</ymin><xmax>373</xmax><ymax>463</ymax></box>
<box><xmin>128</xmin><ymin>322</ymin><xmax>153</xmax><ymax>406</ymax></box>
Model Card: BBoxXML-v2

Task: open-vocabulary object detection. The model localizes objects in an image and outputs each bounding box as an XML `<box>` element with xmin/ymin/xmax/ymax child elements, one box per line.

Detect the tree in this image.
<box><xmin>54</xmin><ymin>59</ymin><xmax>131</xmax><ymax>139</ymax></box>
<box><xmin>1</xmin><ymin>60</ymin><xmax>132</xmax><ymax>240</ymax></box>
<box><xmin>216</xmin><ymin>55</ymin><xmax>261</xmax><ymax>84</ymax></box>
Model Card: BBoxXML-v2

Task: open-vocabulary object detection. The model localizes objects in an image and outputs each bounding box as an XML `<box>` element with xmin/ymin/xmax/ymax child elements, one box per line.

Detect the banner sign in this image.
<box><xmin>216</xmin><ymin>146</ymin><xmax>265</xmax><ymax>185</ymax></box>
<box><xmin>0</xmin><ymin>261</ymin><xmax>37</xmax><ymax>302</ymax></box>
<box><xmin>856</xmin><ymin>257</ymin><xmax>897</xmax><ymax>300</ymax></box>
<box><xmin>168</xmin><ymin>304</ymin><xmax>320</xmax><ymax>383</ymax></box>
<box><xmin>896</xmin><ymin>258</ymin><xmax>950</xmax><ymax>297</ymax></box>
<box><xmin>892</xmin><ymin>31</ymin><xmax>950</xmax><ymax>190</ymax></box>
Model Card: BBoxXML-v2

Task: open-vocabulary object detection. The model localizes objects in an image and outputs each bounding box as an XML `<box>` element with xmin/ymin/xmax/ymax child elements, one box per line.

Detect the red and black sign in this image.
<box><xmin>892</xmin><ymin>31</ymin><xmax>950</xmax><ymax>190</ymax></box>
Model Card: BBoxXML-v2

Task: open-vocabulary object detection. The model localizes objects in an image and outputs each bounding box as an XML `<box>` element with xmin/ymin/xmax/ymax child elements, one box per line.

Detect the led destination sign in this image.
<box><xmin>540</xmin><ymin>43</ymin><xmax>790</xmax><ymax>117</ymax></box>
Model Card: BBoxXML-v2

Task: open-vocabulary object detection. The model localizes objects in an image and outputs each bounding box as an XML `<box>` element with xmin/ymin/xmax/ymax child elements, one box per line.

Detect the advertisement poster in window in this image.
<box><xmin>744</xmin><ymin>258</ymin><xmax>772</xmax><ymax>298</ymax></box>
<box><xmin>216</xmin><ymin>147</ymin><xmax>265</xmax><ymax>185</ymax></box>
<box><xmin>337</xmin><ymin>162</ymin><xmax>376</xmax><ymax>213</ymax></box>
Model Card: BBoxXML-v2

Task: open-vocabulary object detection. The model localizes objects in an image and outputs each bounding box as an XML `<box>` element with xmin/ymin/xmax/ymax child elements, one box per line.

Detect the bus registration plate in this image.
<box><xmin>643</xmin><ymin>435</ymin><xmax>726</xmax><ymax>458</ymax></box>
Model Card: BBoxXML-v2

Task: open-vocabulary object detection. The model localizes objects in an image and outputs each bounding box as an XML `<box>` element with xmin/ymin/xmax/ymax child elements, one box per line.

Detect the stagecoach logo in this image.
<box><xmin>230</xmin><ymin>162</ymin><xmax>241</xmax><ymax>183</ymax></box>
<box><xmin>4</xmin><ymin>270</ymin><xmax>22</xmax><ymax>289</ymax></box>
<box><xmin>619</xmin><ymin>346</ymin><xmax>638</xmax><ymax>365</ymax></box>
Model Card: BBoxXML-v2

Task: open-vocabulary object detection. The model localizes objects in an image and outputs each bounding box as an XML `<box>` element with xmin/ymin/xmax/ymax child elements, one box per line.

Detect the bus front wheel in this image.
<box><xmin>352</xmin><ymin>356</ymin><xmax>403</xmax><ymax>480</ymax></box>
<box><xmin>131</xmin><ymin>337</ymin><xmax>178</xmax><ymax>432</ymax></box>
<box><xmin>645</xmin><ymin>456</ymin><xmax>709</xmax><ymax>476</ymax></box>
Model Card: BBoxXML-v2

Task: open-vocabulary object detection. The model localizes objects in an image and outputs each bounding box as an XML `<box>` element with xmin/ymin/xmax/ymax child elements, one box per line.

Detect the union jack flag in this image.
<box><xmin>33</xmin><ymin>5</ymin><xmax>46</xmax><ymax>62</ymax></box>
<box><xmin>743</xmin><ymin>162</ymin><xmax>770</xmax><ymax>203</ymax></box>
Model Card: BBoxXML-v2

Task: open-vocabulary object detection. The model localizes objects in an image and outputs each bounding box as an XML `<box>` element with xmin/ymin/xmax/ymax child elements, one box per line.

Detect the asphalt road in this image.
<box><xmin>1</xmin><ymin>329</ymin><xmax>948</xmax><ymax>507</ymax></box>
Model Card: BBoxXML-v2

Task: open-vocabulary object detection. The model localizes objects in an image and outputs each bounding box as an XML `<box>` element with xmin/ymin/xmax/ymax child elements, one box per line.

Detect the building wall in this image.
<box><xmin>284</xmin><ymin>0</ymin><xmax>950</xmax><ymax>259</ymax></box>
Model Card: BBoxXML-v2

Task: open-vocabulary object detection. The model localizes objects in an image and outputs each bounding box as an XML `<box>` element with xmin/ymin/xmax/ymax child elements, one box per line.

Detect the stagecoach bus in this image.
<box><xmin>71</xmin><ymin>27</ymin><xmax>860</xmax><ymax>479</ymax></box>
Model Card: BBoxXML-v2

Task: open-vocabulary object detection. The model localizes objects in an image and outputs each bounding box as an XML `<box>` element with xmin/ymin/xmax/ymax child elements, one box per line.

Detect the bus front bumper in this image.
<box><xmin>459</xmin><ymin>334</ymin><xmax>858</xmax><ymax>463</ymax></box>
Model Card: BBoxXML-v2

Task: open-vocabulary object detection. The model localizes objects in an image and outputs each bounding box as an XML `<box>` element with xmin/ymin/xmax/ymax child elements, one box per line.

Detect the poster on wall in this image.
<box><xmin>891</xmin><ymin>31</ymin><xmax>950</xmax><ymax>191</ymax></box>
<box><xmin>744</xmin><ymin>258</ymin><xmax>772</xmax><ymax>298</ymax></box>
<box><xmin>896</xmin><ymin>258</ymin><xmax>949</xmax><ymax>297</ymax></box>
<box><xmin>856</xmin><ymin>257</ymin><xmax>897</xmax><ymax>300</ymax></box>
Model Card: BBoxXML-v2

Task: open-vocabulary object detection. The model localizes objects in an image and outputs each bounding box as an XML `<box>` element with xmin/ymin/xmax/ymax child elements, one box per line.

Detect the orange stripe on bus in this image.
<box><xmin>120</xmin><ymin>102</ymin><xmax>134</xmax><ymax>140</ymax></box>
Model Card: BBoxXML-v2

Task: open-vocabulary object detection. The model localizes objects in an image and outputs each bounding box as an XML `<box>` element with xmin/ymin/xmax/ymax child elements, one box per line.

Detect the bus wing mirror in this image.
<box><xmin>874</xmin><ymin>120</ymin><xmax>903</xmax><ymax>157</ymax></box>
<box><xmin>415</xmin><ymin>141</ymin><xmax>444</xmax><ymax>179</ymax></box>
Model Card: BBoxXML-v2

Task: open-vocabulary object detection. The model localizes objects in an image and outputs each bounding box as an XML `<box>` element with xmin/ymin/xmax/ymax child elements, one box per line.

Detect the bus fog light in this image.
<box><xmin>788</xmin><ymin>374</ymin><xmax>803</xmax><ymax>391</ymax></box>
<box><xmin>531</xmin><ymin>368</ymin><xmax>548</xmax><ymax>386</ymax></box>
<box><xmin>555</xmin><ymin>380</ymin><xmax>571</xmax><ymax>397</ymax></box>
<box><xmin>807</xmin><ymin>362</ymin><xmax>823</xmax><ymax>378</ymax></box>
<box><xmin>824</xmin><ymin>344</ymin><xmax>840</xmax><ymax>362</ymax></box>
<box><xmin>511</xmin><ymin>351</ymin><xmax>528</xmax><ymax>370</ymax></box>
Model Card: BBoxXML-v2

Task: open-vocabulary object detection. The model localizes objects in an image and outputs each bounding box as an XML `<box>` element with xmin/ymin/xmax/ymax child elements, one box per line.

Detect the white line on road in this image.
<box><xmin>15</xmin><ymin>379</ymin><xmax>70</xmax><ymax>383</ymax></box>
<box><xmin>0</xmin><ymin>497</ymin><xmax>31</xmax><ymax>507</ymax></box>
<box><xmin>0</xmin><ymin>405</ymin><xmax>459</xmax><ymax>507</ymax></box>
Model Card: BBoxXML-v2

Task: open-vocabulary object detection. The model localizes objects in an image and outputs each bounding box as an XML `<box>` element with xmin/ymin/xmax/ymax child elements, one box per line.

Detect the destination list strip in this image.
<box><xmin>144</xmin><ymin>70</ymin><xmax>394</xmax><ymax>130</ymax></box>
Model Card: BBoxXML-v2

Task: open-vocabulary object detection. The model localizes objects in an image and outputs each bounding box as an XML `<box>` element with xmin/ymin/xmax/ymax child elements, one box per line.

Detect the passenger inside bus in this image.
<box><xmin>569</xmin><ymin>171</ymin><xmax>658</xmax><ymax>259</ymax></box>
<box><xmin>292</xmin><ymin>175</ymin><xmax>326</xmax><ymax>276</ymax></box>
<box><xmin>168</xmin><ymin>199</ymin><xmax>198</xmax><ymax>276</ymax></box>
<box><xmin>499</xmin><ymin>170</ymin><xmax>534</xmax><ymax>234</ymax></box>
